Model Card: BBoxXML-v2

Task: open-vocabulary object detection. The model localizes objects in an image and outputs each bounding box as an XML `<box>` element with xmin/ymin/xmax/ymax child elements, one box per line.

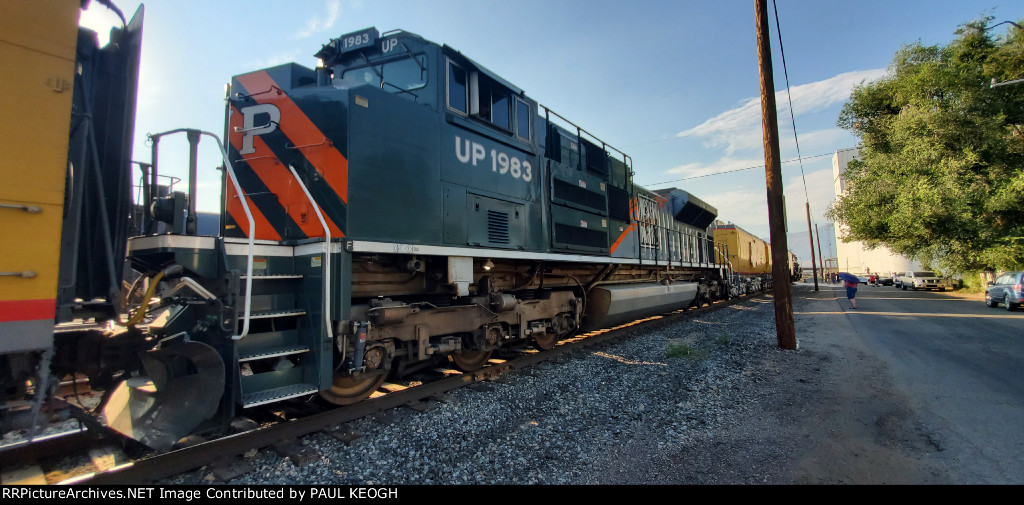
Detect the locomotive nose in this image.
<box><xmin>102</xmin><ymin>341</ymin><xmax>225</xmax><ymax>450</ymax></box>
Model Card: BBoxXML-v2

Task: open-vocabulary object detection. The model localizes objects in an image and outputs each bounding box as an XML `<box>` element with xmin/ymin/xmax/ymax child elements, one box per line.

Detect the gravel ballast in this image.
<box><xmin>160</xmin><ymin>288</ymin><xmax>845</xmax><ymax>485</ymax></box>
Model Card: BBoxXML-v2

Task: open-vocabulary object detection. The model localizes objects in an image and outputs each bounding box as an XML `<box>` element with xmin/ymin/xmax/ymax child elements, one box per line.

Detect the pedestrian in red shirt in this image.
<box><xmin>844</xmin><ymin>276</ymin><xmax>859</xmax><ymax>309</ymax></box>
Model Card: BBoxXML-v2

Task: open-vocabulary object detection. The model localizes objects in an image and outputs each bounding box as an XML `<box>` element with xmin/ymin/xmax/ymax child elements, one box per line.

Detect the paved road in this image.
<box><xmin>809</xmin><ymin>282</ymin><xmax>1024</xmax><ymax>484</ymax></box>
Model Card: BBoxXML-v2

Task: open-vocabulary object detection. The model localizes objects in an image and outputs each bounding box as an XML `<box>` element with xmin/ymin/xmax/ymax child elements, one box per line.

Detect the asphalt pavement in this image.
<box><xmin>793</xmin><ymin>280</ymin><xmax>1024</xmax><ymax>484</ymax></box>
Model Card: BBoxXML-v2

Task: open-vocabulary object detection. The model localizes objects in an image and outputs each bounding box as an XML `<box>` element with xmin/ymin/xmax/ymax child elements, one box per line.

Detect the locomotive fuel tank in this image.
<box><xmin>582</xmin><ymin>281</ymin><xmax>701</xmax><ymax>331</ymax></box>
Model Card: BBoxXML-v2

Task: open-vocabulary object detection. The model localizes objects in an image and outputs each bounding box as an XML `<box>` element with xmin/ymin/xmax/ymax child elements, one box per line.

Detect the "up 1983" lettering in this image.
<box><xmin>455</xmin><ymin>135</ymin><xmax>533</xmax><ymax>182</ymax></box>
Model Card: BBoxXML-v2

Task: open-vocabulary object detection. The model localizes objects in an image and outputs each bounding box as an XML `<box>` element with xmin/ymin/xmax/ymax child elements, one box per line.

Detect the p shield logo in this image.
<box><xmin>238</xmin><ymin>103</ymin><xmax>281</xmax><ymax>155</ymax></box>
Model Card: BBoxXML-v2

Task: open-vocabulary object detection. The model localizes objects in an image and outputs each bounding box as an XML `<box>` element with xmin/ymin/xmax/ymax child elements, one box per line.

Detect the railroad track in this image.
<box><xmin>1</xmin><ymin>291</ymin><xmax>764</xmax><ymax>485</ymax></box>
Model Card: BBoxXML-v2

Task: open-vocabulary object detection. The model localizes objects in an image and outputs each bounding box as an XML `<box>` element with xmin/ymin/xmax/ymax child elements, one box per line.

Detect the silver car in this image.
<box><xmin>985</xmin><ymin>271</ymin><xmax>1024</xmax><ymax>311</ymax></box>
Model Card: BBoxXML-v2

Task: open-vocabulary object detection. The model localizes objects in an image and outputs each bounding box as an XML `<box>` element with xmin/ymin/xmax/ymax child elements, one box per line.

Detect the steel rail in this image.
<box><xmin>17</xmin><ymin>292</ymin><xmax>761</xmax><ymax>485</ymax></box>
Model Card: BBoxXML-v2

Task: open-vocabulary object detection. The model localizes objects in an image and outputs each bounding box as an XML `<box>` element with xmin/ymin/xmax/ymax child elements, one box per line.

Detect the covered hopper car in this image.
<box><xmin>713</xmin><ymin>221</ymin><xmax>801</xmax><ymax>294</ymax></box>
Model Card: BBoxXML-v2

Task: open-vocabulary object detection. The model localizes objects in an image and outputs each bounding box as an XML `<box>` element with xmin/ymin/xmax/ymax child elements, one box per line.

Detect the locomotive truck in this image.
<box><xmin>3</xmin><ymin>3</ymin><xmax>746</xmax><ymax>449</ymax></box>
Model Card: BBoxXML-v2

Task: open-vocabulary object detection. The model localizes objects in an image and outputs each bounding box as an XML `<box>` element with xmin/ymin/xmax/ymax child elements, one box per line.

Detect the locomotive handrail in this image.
<box><xmin>285</xmin><ymin>137</ymin><xmax>331</xmax><ymax>150</ymax></box>
<box><xmin>233</xmin><ymin>120</ymin><xmax>279</xmax><ymax>134</ymax></box>
<box><xmin>146</xmin><ymin>128</ymin><xmax>255</xmax><ymax>340</ymax></box>
<box><xmin>233</xmin><ymin>86</ymin><xmax>282</xmax><ymax>101</ymax></box>
<box><xmin>538</xmin><ymin>103</ymin><xmax>633</xmax><ymax>182</ymax></box>
<box><xmin>287</xmin><ymin>164</ymin><xmax>335</xmax><ymax>347</ymax></box>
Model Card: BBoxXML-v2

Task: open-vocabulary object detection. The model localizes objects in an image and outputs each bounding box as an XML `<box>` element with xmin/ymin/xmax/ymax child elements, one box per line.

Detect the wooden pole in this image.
<box><xmin>755</xmin><ymin>0</ymin><xmax>797</xmax><ymax>350</ymax></box>
<box><xmin>806</xmin><ymin>202</ymin><xmax>818</xmax><ymax>291</ymax></box>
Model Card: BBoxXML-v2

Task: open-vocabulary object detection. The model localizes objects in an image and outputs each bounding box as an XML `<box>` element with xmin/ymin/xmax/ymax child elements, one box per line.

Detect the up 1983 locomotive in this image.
<box><xmin>3</xmin><ymin>7</ymin><xmax>762</xmax><ymax>450</ymax></box>
<box><xmin>119</xmin><ymin>25</ymin><xmax>733</xmax><ymax>447</ymax></box>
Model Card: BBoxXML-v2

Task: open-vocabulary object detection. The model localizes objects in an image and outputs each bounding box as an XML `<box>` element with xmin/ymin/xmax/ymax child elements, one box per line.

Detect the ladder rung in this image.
<box><xmin>239</xmin><ymin>345</ymin><xmax>310</xmax><ymax>362</ymax></box>
<box><xmin>241</xmin><ymin>383</ymin><xmax>318</xmax><ymax>408</ymax></box>
<box><xmin>247</xmin><ymin>309</ymin><xmax>306</xmax><ymax>319</ymax></box>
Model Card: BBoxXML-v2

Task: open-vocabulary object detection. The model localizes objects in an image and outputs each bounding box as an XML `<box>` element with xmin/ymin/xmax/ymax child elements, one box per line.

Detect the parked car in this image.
<box><xmin>894</xmin><ymin>272</ymin><xmax>907</xmax><ymax>289</ymax></box>
<box><xmin>985</xmin><ymin>271</ymin><xmax>1024</xmax><ymax>311</ymax></box>
<box><xmin>877</xmin><ymin>276</ymin><xmax>894</xmax><ymax>286</ymax></box>
<box><xmin>899</xmin><ymin>271</ymin><xmax>952</xmax><ymax>291</ymax></box>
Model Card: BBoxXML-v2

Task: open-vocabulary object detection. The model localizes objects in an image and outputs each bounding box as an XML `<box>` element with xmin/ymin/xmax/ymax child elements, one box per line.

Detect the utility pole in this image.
<box><xmin>806</xmin><ymin>203</ymin><xmax>818</xmax><ymax>291</ymax></box>
<box><xmin>755</xmin><ymin>0</ymin><xmax>797</xmax><ymax>350</ymax></box>
<box><xmin>815</xmin><ymin>224</ymin><xmax>826</xmax><ymax>283</ymax></box>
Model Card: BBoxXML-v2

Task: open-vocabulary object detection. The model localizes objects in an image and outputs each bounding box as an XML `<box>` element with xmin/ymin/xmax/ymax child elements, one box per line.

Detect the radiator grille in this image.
<box><xmin>607</xmin><ymin>185</ymin><xmax>629</xmax><ymax>222</ymax></box>
<box><xmin>554</xmin><ymin>178</ymin><xmax>606</xmax><ymax>213</ymax></box>
<box><xmin>487</xmin><ymin>210</ymin><xmax>510</xmax><ymax>244</ymax></box>
<box><xmin>554</xmin><ymin>223</ymin><xmax>607</xmax><ymax>250</ymax></box>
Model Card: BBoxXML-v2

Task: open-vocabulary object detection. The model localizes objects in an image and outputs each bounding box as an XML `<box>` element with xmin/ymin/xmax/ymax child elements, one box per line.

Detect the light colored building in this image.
<box><xmin>832</xmin><ymin>148</ymin><xmax>920</xmax><ymax>278</ymax></box>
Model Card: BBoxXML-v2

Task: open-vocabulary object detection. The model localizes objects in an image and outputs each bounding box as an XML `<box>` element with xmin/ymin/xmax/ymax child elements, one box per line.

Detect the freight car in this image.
<box><xmin>788</xmin><ymin>250</ymin><xmax>803</xmax><ymax>283</ymax></box>
<box><xmin>712</xmin><ymin>221</ymin><xmax>801</xmax><ymax>294</ymax></box>
<box><xmin>2</xmin><ymin>8</ymin><xmax>738</xmax><ymax>450</ymax></box>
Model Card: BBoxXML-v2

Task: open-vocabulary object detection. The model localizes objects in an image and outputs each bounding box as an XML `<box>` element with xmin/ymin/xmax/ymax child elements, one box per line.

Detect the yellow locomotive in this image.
<box><xmin>1</xmin><ymin>0</ymin><xmax>142</xmax><ymax>432</ymax></box>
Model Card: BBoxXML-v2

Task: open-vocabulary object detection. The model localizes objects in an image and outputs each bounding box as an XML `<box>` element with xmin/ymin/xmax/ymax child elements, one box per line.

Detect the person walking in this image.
<box><xmin>839</xmin><ymin>272</ymin><xmax>860</xmax><ymax>309</ymax></box>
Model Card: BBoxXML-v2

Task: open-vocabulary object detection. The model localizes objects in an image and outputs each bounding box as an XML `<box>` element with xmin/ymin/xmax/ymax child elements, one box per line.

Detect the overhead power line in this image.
<box><xmin>643</xmin><ymin>151</ymin><xmax>834</xmax><ymax>188</ymax></box>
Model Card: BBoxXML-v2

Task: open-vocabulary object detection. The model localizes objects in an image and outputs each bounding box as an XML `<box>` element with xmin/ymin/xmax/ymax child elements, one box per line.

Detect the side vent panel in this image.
<box><xmin>550</xmin><ymin>204</ymin><xmax>609</xmax><ymax>254</ymax></box>
<box><xmin>467</xmin><ymin>194</ymin><xmax>523</xmax><ymax>249</ymax></box>
<box><xmin>553</xmin><ymin>177</ymin><xmax>607</xmax><ymax>215</ymax></box>
<box><xmin>607</xmin><ymin>185</ymin><xmax>629</xmax><ymax>223</ymax></box>
<box><xmin>487</xmin><ymin>210</ymin><xmax>510</xmax><ymax>245</ymax></box>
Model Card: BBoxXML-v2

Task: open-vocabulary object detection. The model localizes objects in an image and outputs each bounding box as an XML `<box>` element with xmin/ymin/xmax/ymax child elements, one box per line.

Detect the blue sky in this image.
<box><xmin>80</xmin><ymin>0</ymin><xmax>1019</xmax><ymax>264</ymax></box>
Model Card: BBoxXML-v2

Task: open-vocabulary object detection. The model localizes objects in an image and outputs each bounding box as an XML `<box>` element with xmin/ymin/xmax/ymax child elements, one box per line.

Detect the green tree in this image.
<box><xmin>829</xmin><ymin>17</ymin><xmax>1024</xmax><ymax>274</ymax></box>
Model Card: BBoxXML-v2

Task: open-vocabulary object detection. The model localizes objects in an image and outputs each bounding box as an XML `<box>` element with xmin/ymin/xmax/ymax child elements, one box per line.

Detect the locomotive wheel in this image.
<box><xmin>532</xmin><ymin>331</ymin><xmax>558</xmax><ymax>351</ymax></box>
<box><xmin>320</xmin><ymin>346</ymin><xmax>387</xmax><ymax>405</ymax></box>
<box><xmin>448</xmin><ymin>349</ymin><xmax>493</xmax><ymax>372</ymax></box>
<box><xmin>320</xmin><ymin>371</ymin><xmax>386</xmax><ymax>405</ymax></box>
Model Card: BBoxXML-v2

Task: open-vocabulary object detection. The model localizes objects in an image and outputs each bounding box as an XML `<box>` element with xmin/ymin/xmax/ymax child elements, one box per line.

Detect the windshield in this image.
<box><xmin>914</xmin><ymin>271</ymin><xmax>936</xmax><ymax>277</ymax></box>
<box><xmin>334</xmin><ymin>55</ymin><xmax>426</xmax><ymax>93</ymax></box>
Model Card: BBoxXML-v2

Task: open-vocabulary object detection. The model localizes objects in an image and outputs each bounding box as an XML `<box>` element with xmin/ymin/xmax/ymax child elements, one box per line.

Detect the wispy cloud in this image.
<box><xmin>294</xmin><ymin>0</ymin><xmax>342</xmax><ymax>39</ymax></box>
<box><xmin>676</xmin><ymin>69</ymin><xmax>886</xmax><ymax>155</ymax></box>
<box><xmin>780</xmin><ymin>128</ymin><xmax>852</xmax><ymax>157</ymax></box>
<box><xmin>246</xmin><ymin>49</ymin><xmax>304</xmax><ymax>71</ymax></box>
<box><xmin>699</xmin><ymin>188</ymin><xmax>769</xmax><ymax>236</ymax></box>
<box><xmin>664</xmin><ymin>156</ymin><xmax>766</xmax><ymax>180</ymax></box>
<box><xmin>785</xmin><ymin>167</ymin><xmax>837</xmax><ymax>226</ymax></box>
<box><xmin>699</xmin><ymin>167</ymin><xmax>836</xmax><ymax>246</ymax></box>
<box><xmin>655</xmin><ymin>127</ymin><xmax>854</xmax><ymax>190</ymax></box>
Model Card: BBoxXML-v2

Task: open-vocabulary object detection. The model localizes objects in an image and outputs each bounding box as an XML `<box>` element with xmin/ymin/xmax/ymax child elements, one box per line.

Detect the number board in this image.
<box><xmin>337</xmin><ymin>27</ymin><xmax>379</xmax><ymax>54</ymax></box>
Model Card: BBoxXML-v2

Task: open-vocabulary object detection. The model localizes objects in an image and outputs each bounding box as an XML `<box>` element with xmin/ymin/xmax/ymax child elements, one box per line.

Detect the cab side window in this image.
<box><xmin>473</xmin><ymin>75</ymin><xmax>511</xmax><ymax>131</ymax></box>
<box><xmin>514</xmin><ymin>98</ymin><xmax>531</xmax><ymax>141</ymax></box>
<box><xmin>446</xmin><ymin>58</ymin><xmax>532</xmax><ymax>142</ymax></box>
<box><xmin>447</xmin><ymin>61</ymin><xmax>468</xmax><ymax>114</ymax></box>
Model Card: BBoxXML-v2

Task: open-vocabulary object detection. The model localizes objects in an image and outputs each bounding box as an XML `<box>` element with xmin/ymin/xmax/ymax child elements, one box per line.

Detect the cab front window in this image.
<box><xmin>335</xmin><ymin>55</ymin><xmax>427</xmax><ymax>93</ymax></box>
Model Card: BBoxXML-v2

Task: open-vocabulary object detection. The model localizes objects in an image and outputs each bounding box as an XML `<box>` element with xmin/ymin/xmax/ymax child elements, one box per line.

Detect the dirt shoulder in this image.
<box><xmin>780</xmin><ymin>283</ymin><xmax>950</xmax><ymax>484</ymax></box>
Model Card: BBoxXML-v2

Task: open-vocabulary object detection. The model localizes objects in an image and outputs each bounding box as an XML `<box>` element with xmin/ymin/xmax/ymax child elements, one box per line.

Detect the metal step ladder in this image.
<box><xmin>234</xmin><ymin>268</ymin><xmax>320</xmax><ymax>408</ymax></box>
<box><xmin>229</xmin><ymin>166</ymin><xmax>335</xmax><ymax>409</ymax></box>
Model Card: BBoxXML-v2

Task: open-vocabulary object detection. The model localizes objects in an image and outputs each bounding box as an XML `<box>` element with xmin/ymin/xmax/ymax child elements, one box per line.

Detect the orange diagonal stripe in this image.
<box><xmin>228</xmin><ymin>105</ymin><xmax>344</xmax><ymax>238</ymax></box>
<box><xmin>235</xmin><ymin>71</ymin><xmax>349</xmax><ymax>205</ymax></box>
<box><xmin>224</xmin><ymin>178</ymin><xmax>281</xmax><ymax>241</ymax></box>
<box><xmin>610</xmin><ymin>223</ymin><xmax>637</xmax><ymax>254</ymax></box>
